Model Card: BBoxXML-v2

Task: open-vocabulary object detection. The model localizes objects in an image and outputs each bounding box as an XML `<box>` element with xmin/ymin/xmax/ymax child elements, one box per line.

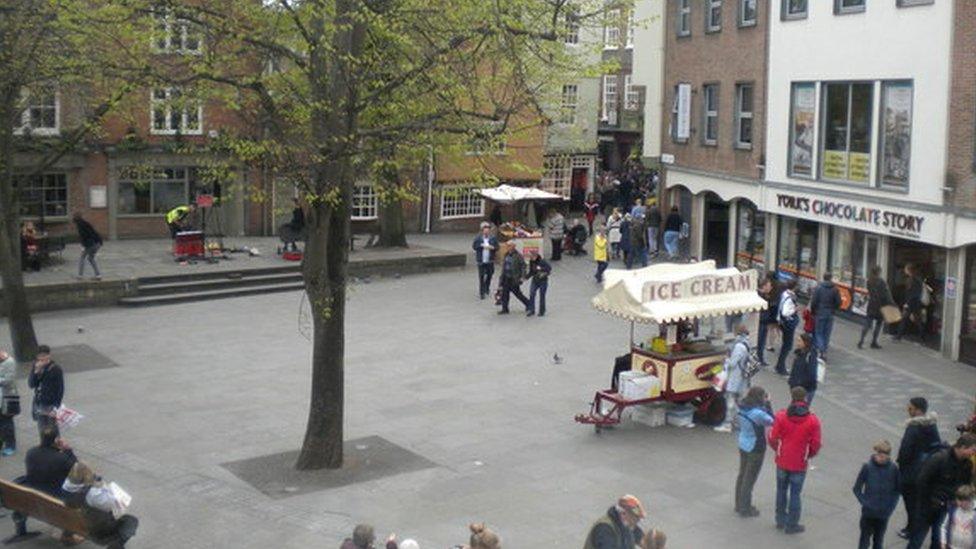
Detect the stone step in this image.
<box><xmin>119</xmin><ymin>282</ymin><xmax>306</xmax><ymax>307</ymax></box>
<box><xmin>137</xmin><ymin>264</ymin><xmax>301</xmax><ymax>285</ymax></box>
<box><xmin>136</xmin><ymin>272</ymin><xmax>304</xmax><ymax>296</ymax></box>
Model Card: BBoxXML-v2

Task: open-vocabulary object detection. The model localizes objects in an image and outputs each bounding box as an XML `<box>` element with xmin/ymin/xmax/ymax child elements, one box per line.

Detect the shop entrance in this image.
<box><xmin>777</xmin><ymin>217</ymin><xmax>820</xmax><ymax>299</ymax></box>
<box><xmin>703</xmin><ymin>193</ymin><xmax>730</xmax><ymax>267</ymax></box>
<box><xmin>889</xmin><ymin>238</ymin><xmax>945</xmax><ymax>350</ymax></box>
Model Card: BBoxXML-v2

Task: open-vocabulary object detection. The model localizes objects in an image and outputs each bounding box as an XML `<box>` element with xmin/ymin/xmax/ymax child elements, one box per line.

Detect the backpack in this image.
<box><xmin>734</xmin><ymin>341</ymin><xmax>763</xmax><ymax>380</ymax></box>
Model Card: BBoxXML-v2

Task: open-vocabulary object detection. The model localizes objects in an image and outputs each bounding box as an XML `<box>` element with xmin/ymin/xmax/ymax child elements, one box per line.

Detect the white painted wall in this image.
<box><xmin>631</xmin><ymin>0</ymin><xmax>665</xmax><ymax>160</ymax></box>
<box><xmin>765</xmin><ymin>0</ymin><xmax>953</xmax><ymax>207</ymax></box>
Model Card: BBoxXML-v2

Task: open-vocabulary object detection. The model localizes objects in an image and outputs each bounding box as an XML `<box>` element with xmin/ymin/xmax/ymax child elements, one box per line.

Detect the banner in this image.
<box><xmin>789</xmin><ymin>84</ymin><xmax>815</xmax><ymax>177</ymax></box>
<box><xmin>881</xmin><ymin>83</ymin><xmax>913</xmax><ymax>188</ymax></box>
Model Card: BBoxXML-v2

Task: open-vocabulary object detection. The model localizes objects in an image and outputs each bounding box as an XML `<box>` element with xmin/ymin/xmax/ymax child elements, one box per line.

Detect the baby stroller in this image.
<box><xmin>563</xmin><ymin>224</ymin><xmax>588</xmax><ymax>256</ymax></box>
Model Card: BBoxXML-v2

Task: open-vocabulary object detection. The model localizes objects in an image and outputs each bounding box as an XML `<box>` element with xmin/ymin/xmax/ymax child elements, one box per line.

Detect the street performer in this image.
<box><xmin>165</xmin><ymin>203</ymin><xmax>197</xmax><ymax>238</ymax></box>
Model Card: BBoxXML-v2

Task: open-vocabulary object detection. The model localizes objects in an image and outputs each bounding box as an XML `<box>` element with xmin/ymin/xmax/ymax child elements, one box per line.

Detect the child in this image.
<box><xmin>940</xmin><ymin>485</ymin><xmax>976</xmax><ymax>549</ymax></box>
<box><xmin>593</xmin><ymin>228</ymin><xmax>608</xmax><ymax>283</ymax></box>
<box><xmin>802</xmin><ymin>306</ymin><xmax>815</xmax><ymax>337</ymax></box>
<box><xmin>852</xmin><ymin>440</ymin><xmax>900</xmax><ymax>549</ymax></box>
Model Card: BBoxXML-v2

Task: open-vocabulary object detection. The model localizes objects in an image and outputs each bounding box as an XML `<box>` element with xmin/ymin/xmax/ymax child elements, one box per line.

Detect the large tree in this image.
<box><xmin>152</xmin><ymin>0</ymin><xmax>625</xmax><ymax>469</ymax></box>
<box><xmin>0</xmin><ymin>1</ymin><xmax>151</xmax><ymax>361</ymax></box>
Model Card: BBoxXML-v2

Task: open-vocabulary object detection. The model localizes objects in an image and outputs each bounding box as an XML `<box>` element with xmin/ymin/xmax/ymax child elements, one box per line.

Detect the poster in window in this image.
<box><xmin>822</xmin><ymin>150</ymin><xmax>848</xmax><ymax>180</ymax></box>
<box><xmin>790</xmin><ymin>84</ymin><xmax>816</xmax><ymax>177</ymax></box>
<box><xmin>881</xmin><ymin>83</ymin><xmax>912</xmax><ymax>187</ymax></box>
<box><xmin>676</xmin><ymin>83</ymin><xmax>691</xmax><ymax>140</ymax></box>
<box><xmin>849</xmin><ymin>152</ymin><xmax>871</xmax><ymax>183</ymax></box>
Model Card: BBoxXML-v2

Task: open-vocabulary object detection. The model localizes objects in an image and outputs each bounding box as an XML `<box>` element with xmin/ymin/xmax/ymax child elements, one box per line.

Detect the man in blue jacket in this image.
<box><xmin>472</xmin><ymin>224</ymin><xmax>498</xmax><ymax>300</ymax></box>
<box><xmin>853</xmin><ymin>439</ymin><xmax>900</xmax><ymax>549</ymax></box>
<box><xmin>788</xmin><ymin>333</ymin><xmax>819</xmax><ymax>404</ymax></box>
<box><xmin>810</xmin><ymin>272</ymin><xmax>841</xmax><ymax>359</ymax></box>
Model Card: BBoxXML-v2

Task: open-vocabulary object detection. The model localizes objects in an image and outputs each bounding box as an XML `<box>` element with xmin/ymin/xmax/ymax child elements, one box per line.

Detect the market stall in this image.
<box><xmin>479</xmin><ymin>184</ymin><xmax>566</xmax><ymax>257</ymax></box>
<box><xmin>575</xmin><ymin>260</ymin><xmax>767</xmax><ymax>431</ymax></box>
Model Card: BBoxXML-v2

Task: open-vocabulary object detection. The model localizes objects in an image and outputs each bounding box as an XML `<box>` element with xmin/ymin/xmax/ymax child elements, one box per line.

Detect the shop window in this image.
<box><xmin>735</xmin><ymin>202</ymin><xmax>765</xmax><ymax>272</ymax></box>
<box><xmin>835</xmin><ymin>0</ymin><xmax>866</xmax><ymax>15</ymax></box>
<box><xmin>879</xmin><ymin>81</ymin><xmax>913</xmax><ymax>189</ymax></box>
<box><xmin>735</xmin><ymin>83</ymin><xmax>754</xmax><ymax>149</ymax></box>
<box><xmin>788</xmin><ymin>83</ymin><xmax>816</xmax><ymax>178</ymax></box>
<box><xmin>118</xmin><ymin>167</ymin><xmax>199</xmax><ymax>215</ymax></box>
<box><xmin>777</xmin><ymin>217</ymin><xmax>819</xmax><ymax>298</ymax></box>
<box><xmin>739</xmin><ymin>0</ymin><xmax>757</xmax><ymax>27</ymax></box>
<box><xmin>782</xmin><ymin>0</ymin><xmax>808</xmax><ymax>20</ymax></box>
<box><xmin>440</xmin><ymin>185</ymin><xmax>485</xmax><ymax>219</ymax></box>
<box><xmin>14</xmin><ymin>173</ymin><xmax>68</xmax><ymax>218</ymax></box>
<box><xmin>821</xmin><ymin>82</ymin><xmax>873</xmax><ymax>184</ymax></box>
<box><xmin>827</xmin><ymin>228</ymin><xmax>880</xmax><ymax>315</ymax></box>
<box><xmin>677</xmin><ymin>0</ymin><xmax>691</xmax><ymax>37</ymax></box>
<box><xmin>351</xmin><ymin>183</ymin><xmax>378</xmax><ymax>220</ymax></box>
<box><xmin>706</xmin><ymin>0</ymin><xmax>722</xmax><ymax>33</ymax></box>
<box><xmin>702</xmin><ymin>84</ymin><xmax>719</xmax><ymax>146</ymax></box>
<box><xmin>542</xmin><ymin>155</ymin><xmax>572</xmax><ymax>198</ymax></box>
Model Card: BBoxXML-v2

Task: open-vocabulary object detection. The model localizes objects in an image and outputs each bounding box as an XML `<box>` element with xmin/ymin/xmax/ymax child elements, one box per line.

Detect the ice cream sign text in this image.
<box><xmin>642</xmin><ymin>270</ymin><xmax>756</xmax><ymax>302</ymax></box>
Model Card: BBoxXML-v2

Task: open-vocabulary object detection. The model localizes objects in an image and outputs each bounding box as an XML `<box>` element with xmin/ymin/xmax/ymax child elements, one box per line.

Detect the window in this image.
<box><xmin>15</xmin><ymin>88</ymin><xmax>58</xmax><ymax>136</ymax></box>
<box><xmin>559</xmin><ymin>84</ymin><xmax>579</xmax><ymax>124</ymax></box>
<box><xmin>626</xmin><ymin>10</ymin><xmax>635</xmax><ymax>48</ymax></box>
<box><xmin>151</xmin><ymin>88</ymin><xmax>202</xmax><ymax>135</ymax></box>
<box><xmin>440</xmin><ymin>185</ymin><xmax>485</xmax><ymax>219</ymax></box>
<box><xmin>677</xmin><ymin>0</ymin><xmax>691</xmax><ymax>36</ymax></box>
<box><xmin>153</xmin><ymin>7</ymin><xmax>202</xmax><ymax>53</ymax></box>
<box><xmin>602</xmin><ymin>75</ymin><xmax>618</xmax><ymax>125</ymax></box>
<box><xmin>706</xmin><ymin>0</ymin><xmax>722</xmax><ymax>32</ymax></box>
<box><xmin>702</xmin><ymin>84</ymin><xmax>719</xmax><ymax>145</ymax></box>
<box><xmin>788</xmin><ymin>82</ymin><xmax>816</xmax><ymax>178</ymax></box>
<box><xmin>782</xmin><ymin>0</ymin><xmax>808</xmax><ymax>20</ymax></box>
<box><xmin>735</xmin><ymin>202</ymin><xmax>765</xmax><ymax>272</ymax></box>
<box><xmin>117</xmin><ymin>167</ymin><xmax>199</xmax><ymax>215</ymax></box>
<box><xmin>734</xmin><ymin>83</ymin><xmax>754</xmax><ymax>149</ymax></box>
<box><xmin>604</xmin><ymin>9</ymin><xmax>620</xmax><ymax>48</ymax></box>
<box><xmin>777</xmin><ymin>217</ymin><xmax>819</xmax><ymax>298</ymax></box>
<box><xmin>466</xmin><ymin>122</ymin><xmax>507</xmax><ymax>155</ymax></box>
<box><xmin>351</xmin><ymin>183</ymin><xmax>378</xmax><ymax>220</ymax></box>
<box><xmin>563</xmin><ymin>7</ymin><xmax>580</xmax><ymax>45</ymax></box>
<box><xmin>897</xmin><ymin>0</ymin><xmax>933</xmax><ymax>6</ymax></box>
<box><xmin>624</xmin><ymin>76</ymin><xmax>639</xmax><ymax>111</ymax></box>
<box><xmin>14</xmin><ymin>173</ymin><xmax>68</xmax><ymax>218</ymax></box>
<box><xmin>835</xmin><ymin>0</ymin><xmax>866</xmax><ymax>14</ymax></box>
<box><xmin>542</xmin><ymin>155</ymin><xmax>572</xmax><ymax>198</ymax></box>
<box><xmin>828</xmin><ymin>228</ymin><xmax>880</xmax><ymax>315</ymax></box>
<box><xmin>879</xmin><ymin>81</ymin><xmax>913</xmax><ymax>189</ymax></box>
<box><xmin>670</xmin><ymin>83</ymin><xmax>691</xmax><ymax>143</ymax></box>
<box><xmin>821</xmin><ymin>82</ymin><xmax>873</xmax><ymax>183</ymax></box>
<box><xmin>739</xmin><ymin>0</ymin><xmax>757</xmax><ymax>26</ymax></box>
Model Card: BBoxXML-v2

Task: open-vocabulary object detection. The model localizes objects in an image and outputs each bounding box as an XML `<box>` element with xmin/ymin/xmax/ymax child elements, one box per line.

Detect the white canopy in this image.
<box><xmin>478</xmin><ymin>184</ymin><xmax>566</xmax><ymax>204</ymax></box>
<box><xmin>591</xmin><ymin>260</ymin><xmax>767</xmax><ymax>324</ymax></box>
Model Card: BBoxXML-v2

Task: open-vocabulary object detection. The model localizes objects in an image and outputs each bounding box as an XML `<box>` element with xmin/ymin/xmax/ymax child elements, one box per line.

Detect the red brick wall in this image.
<box><xmin>948</xmin><ymin>0</ymin><xmax>976</xmax><ymax>210</ymax></box>
<box><xmin>661</xmin><ymin>0</ymin><xmax>768</xmax><ymax>179</ymax></box>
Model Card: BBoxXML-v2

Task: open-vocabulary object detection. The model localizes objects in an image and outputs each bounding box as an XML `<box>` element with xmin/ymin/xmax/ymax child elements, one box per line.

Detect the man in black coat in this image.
<box><xmin>896</xmin><ymin>397</ymin><xmax>941</xmax><ymax>539</ymax></box>
<box><xmin>788</xmin><ymin>333</ymin><xmax>819</xmax><ymax>404</ymax></box>
<box><xmin>907</xmin><ymin>433</ymin><xmax>976</xmax><ymax>549</ymax></box>
<box><xmin>73</xmin><ymin>213</ymin><xmax>103</xmax><ymax>280</ymax></box>
<box><xmin>472</xmin><ymin>224</ymin><xmax>499</xmax><ymax>300</ymax></box>
<box><xmin>11</xmin><ymin>426</ymin><xmax>78</xmax><ymax>540</ymax></box>
<box><xmin>498</xmin><ymin>246</ymin><xmax>530</xmax><ymax>315</ymax></box>
<box><xmin>809</xmin><ymin>273</ymin><xmax>842</xmax><ymax>359</ymax></box>
<box><xmin>28</xmin><ymin>345</ymin><xmax>64</xmax><ymax>433</ymax></box>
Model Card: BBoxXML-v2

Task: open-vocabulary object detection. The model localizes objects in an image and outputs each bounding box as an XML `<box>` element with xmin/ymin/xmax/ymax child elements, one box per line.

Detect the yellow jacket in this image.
<box><xmin>166</xmin><ymin>205</ymin><xmax>191</xmax><ymax>225</ymax></box>
<box><xmin>594</xmin><ymin>235</ymin><xmax>608</xmax><ymax>262</ymax></box>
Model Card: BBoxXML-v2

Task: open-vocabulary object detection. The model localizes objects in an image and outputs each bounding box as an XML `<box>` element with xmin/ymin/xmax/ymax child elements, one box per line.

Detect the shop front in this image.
<box><xmin>734</xmin><ymin>200</ymin><xmax>766</xmax><ymax>274</ymax></box>
<box><xmin>703</xmin><ymin>193</ymin><xmax>730</xmax><ymax>267</ymax></box>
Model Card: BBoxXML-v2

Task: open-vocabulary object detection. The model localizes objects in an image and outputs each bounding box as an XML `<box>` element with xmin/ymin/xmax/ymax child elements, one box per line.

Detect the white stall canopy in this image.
<box><xmin>478</xmin><ymin>184</ymin><xmax>566</xmax><ymax>204</ymax></box>
<box><xmin>592</xmin><ymin>260</ymin><xmax>767</xmax><ymax>324</ymax></box>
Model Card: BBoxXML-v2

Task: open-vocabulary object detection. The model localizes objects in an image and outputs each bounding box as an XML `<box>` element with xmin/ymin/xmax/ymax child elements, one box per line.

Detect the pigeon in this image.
<box><xmin>552</xmin><ymin>353</ymin><xmax>563</xmax><ymax>365</ymax></box>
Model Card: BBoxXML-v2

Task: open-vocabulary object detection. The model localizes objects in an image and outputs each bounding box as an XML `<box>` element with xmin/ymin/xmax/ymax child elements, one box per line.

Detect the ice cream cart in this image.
<box><xmin>574</xmin><ymin>260</ymin><xmax>767</xmax><ymax>432</ymax></box>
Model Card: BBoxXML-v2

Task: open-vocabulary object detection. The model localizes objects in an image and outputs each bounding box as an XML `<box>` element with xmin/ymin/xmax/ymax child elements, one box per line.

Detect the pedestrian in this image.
<box><xmin>584</xmin><ymin>193</ymin><xmax>600</xmax><ymax>235</ymax></box>
<box><xmin>583</xmin><ymin>495</ymin><xmax>646</xmax><ymax>549</ymax></box>
<box><xmin>471</xmin><ymin>224</ymin><xmax>499</xmax><ymax>300</ymax></box>
<box><xmin>734</xmin><ymin>386</ymin><xmax>774</xmax><ymax>517</ymax></box>
<box><xmin>73</xmin><ymin>213</ymin><xmax>103</xmax><ymax>280</ymax></box>
<box><xmin>63</xmin><ymin>461</ymin><xmax>140</xmax><ymax>548</ymax></box>
<box><xmin>594</xmin><ymin>228</ymin><xmax>609</xmax><ymax>283</ymax></box>
<box><xmin>756</xmin><ymin>273</ymin><xmax>777</xmax><ymax>366</ymax></box>
<box><xmin>896</xmin><ymin>263</ymin><xmax>926</xmax><ymax>342</ymax></box>
<box><xmin>20</xmin><ymin>221</ymin><xmax>41</xmax><ymax>272</ymax></box>
<box><xmin>629</xmin><ymin>215</ymin><xmax>648</xmax><ymax>268</ymax></box>
<box><xmin>547</xmin><ymin>209</ymin><xmax>566</xmax><ymax>261</ymax></box>
<box><xmin>646</xmin><ymin>198</ymin><xmax>661</xmax><ymax>259</ymax></box>
<box><xmin>607</xmin><ymin>209</ymin><xmax>622</xmax><ymax>259</ymax></box>
<box><xmin>853</xmin><ymin>440</ymin><xmax>901</xmax><ymax>549</ymax></box>
<box><xmin>341</xmin><ymin>524</ymin><xmax>377</xmax><ymax>549</ymax></box>
<box><xmin>28</xmin><ymin>345</ymin><xmax>64</xmax><ymax>433</ymax></box>
<box><xmin>662</xmin><ymin>207</ymin><xmax>682</xmax><ymax>259</ymax></box>
<box><xmin>774</xmin><ymin>279</ymin><xmax>800</xmax><ymax>376</ymax></box>
<box><xmin>768</xmin><ymin>386</ymin><xmax>822</xmax><ymax>535</ymax></box>
<box><xmin>526</xmin><ymin>251</ymin><xmax>551</xmax><ymax>317</ymax></box>
<box><xmin>0</xmin><ymin>347</ymin><xmax>17</xmax><ymax>456</ymax></box>
<box><xmin>630</xmin><ymin>197</ymin><xmax>646</xmax><ymax>220</ymax></box>
<box><xmin>716</xmin><ymin>324</ymin><xmax>752</xmax><ymax>433</ymax></box>
<box><xmin>859</xmin><ymin>266</ymin><xmax>894</xmax><ymax>349</ymax></box>
<box><xmin>908</xmin><ymin>434</ymin><xmax>976</xmax><ymax>549</ymax></box>
<box><xmin>465</xmin><ymin>523</ymin><xmax>501</xmax><ymax>549</ymax></box>
<box><xmin>939</xmin><ymin>485</ymin><xmax>976</xmax><ymax>549</ymax></box>
<box><xmin>809</xmin><ymin>272</ymin><xmax>841</xmax><ymax>359</ymax></box>
<box><xmin>13</xmin><ymin>426</ymin><xmax>80</xmax><ymax>544</ymax></box>
<box><xmin>620</xmin><ymin>214</ymin><xmax>632</xmax><ymax>268</ymax></box>
<box><xmin>283</xmin><ymin>198</ymin><xmax>306</xmax><ymax>252</ymax></box>
<box><xmin>788</xmin><ymin>333</ymin><xmax>819</xmax><ymax>404</ymax></box>
<box><xmin>896</xmin><ymin>397</ymin><xmax>942</xmax><ymax>540</ymax></box>
<box><xmin>165</xmin><ymin>202</ymin><xmax>197</xmax><ymax>238</ymax></box>
<box><xmin>497</xmin><ymin>244</ymin><xmax>531</xmax><ymax>315</ymax></box>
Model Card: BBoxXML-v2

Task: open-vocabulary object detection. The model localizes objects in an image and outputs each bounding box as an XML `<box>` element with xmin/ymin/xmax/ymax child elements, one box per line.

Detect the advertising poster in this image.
<box><xmin>790</xmin><ymin>84</ymin><xmax>816</xmax><ymax>176</ymax></box>
<box><xmin>882</xmin><ymin>84</ymin><xmax>913</xmax><ymax>187</ymax></box>
<box><xmin>822</xmin><ymin>150</ymin><xmax>848</xmax><ymax>180</ymax></box>
<box><xmin>849</xmin><ymin>152</ymin><xmax>870</xmax><ymax>182</ymax></box>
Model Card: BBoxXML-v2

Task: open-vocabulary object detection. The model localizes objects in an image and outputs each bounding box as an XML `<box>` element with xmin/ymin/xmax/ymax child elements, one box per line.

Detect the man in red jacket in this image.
<box><xmin>769</xmin><ymin>386</ymin><xmax>822</xmax><ymax>534</ymax></box>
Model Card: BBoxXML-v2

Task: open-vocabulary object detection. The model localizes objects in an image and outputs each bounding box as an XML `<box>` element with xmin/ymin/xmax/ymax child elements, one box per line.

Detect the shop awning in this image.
<box><xmin>591</xmin><ymin>260</ymin><xmax>768</xmax><ymax>324</ymax></box>
<box><xmin>478</xmin><ymin>184</ymin><xmax>567</xmax><ymax>204</ymax></box>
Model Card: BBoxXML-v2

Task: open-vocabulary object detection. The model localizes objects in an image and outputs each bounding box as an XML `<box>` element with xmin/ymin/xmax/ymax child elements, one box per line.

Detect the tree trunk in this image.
<box><xmin>377</xmin><ymin>198</ymin><xmax>408</xmax><ymax>248</ymax></box>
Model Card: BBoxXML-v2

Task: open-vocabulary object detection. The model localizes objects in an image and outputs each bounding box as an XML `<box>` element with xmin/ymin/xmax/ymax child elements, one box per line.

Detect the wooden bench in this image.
<box><xmin>0</xmin><ymin>478</ymin><xmax>89</xmax><ymax>544</ymax></box>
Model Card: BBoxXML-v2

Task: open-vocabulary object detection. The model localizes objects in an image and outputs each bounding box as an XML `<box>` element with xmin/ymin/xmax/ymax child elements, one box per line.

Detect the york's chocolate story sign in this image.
<box><xmin>776</xmin><ymin>193</ymin><xmax>925</xmax><ymax>238</ymax></box>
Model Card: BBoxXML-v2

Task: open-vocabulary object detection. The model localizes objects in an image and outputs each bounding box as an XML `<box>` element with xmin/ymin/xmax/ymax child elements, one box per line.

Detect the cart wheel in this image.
<box><xmin>697</xmin><ymin>395</ymin><xmax>726</xmax><ymax>426</ymax></box>
<box><xmin>594</xmin><ymin>424</ymin><xmax>603</xmax><ymax>434</ymax></box>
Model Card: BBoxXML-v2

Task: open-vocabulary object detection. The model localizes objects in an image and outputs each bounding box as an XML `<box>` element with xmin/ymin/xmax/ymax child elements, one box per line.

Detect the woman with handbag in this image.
<box><xmin>859</xmin><ymin>266</ymin><xmax>894</xmax><ymax>350</ymax></box>
<box><xmin>0</xmin><ymin>348</ymin><xmax>18</xmax><ymax>456</ymax></box>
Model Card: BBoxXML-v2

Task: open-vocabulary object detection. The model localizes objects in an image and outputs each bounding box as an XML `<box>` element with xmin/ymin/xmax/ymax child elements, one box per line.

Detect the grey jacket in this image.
<box><xmin>0</xmin><ymin>357</ymin><xmax>16</xmax><ymax>401</ymax></box>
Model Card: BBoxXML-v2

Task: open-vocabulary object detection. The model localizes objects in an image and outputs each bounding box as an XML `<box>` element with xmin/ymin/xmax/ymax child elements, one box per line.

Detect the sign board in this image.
<box><xmin>946</xmin><ymin>277</ymin><xmax>958</xmax><ymax>300</ymax></box>
<box><xmin>676</xmin><ymin>84</ymin><xmax>691</xmax><ymax>141</ymax></box>
<box><xmin>89</xmin><ymin>185</ymin><xmax>107</xmax><ymax>209</ymax></box>
<box><xmin>642</xmin><ymin>270</ymin><xmax>757</xmax><ymax>303</ymax></box>
<box><xmin>661</xmin><ymin>153</ymin><xmax>675</xmax><ymax>165</ymax></box>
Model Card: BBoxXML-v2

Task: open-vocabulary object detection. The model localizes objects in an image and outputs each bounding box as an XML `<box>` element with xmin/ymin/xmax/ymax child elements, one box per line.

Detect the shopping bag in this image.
<box><xmin>54</xmin><ymin>406</ymin><xmax>83</xmax><ymax>430</ymax></box>
<box><xmin>880</xmin><ymin>305</ymin><xmax>902</xmax><ymax>324</ymax></box>
<box><xmin>108</xmin><ymin>482</ymin><xmax>132</xmax><ymax>519</ymax></box>
<box><xmin>816</xmin><ymin>357</ymin><xmax>826</xmax><ymax>384</ymax></box>
<box><xmin>1</xmin><ymin>394</ymin><xmax>20</xmax><ymax>417</ymax></box>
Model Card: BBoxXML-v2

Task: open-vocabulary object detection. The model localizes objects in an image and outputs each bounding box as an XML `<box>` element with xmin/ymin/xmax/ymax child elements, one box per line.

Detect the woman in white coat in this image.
<box><xmin>0</xmin><ymin>348</ymin><xmax>16</xmax><ymax>455</ymax></box>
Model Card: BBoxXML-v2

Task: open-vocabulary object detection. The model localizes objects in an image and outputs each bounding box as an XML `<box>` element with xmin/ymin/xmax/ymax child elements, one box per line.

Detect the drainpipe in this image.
<box><xmin>425</xmin><ymin>145</ymin><xmax>434</xmax><ymax>233</ymax></box>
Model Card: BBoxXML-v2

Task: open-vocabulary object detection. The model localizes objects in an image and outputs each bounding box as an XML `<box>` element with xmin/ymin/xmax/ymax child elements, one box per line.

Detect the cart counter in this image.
<box><xmin>630</xmin><ymin>346</ymin><xmax>725</xmax><ymax>398</ymax></box>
